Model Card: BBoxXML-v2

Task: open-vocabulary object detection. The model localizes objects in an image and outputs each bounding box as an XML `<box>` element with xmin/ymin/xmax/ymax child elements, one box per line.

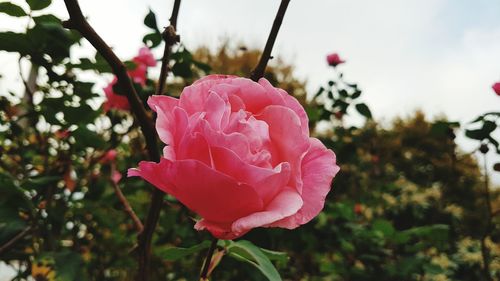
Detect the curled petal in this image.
<box><xmin>269</xmin><ymin>138</ymin><xmax>339</xmax><ymax>228</ymax></box>
<box><xmin>231</xmin><ymin>188</ymin><xmax>303</xmax><ymax>236</ymax></box>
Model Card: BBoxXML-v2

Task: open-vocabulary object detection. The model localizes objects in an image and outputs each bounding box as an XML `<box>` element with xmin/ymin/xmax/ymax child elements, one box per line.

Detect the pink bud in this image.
<box><xmin>492</xmin><ymin>82</ymin><xmax>500</xmax><ymax>96</ymax></box>
<box><xmin>326</xmin><ymin>53</ymin><xmax>345</xmax><ymax>67</ymax></box>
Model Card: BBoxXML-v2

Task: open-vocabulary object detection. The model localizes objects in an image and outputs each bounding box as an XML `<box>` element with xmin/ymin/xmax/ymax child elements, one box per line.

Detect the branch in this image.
<box><xmin>250</xmin><ymin>0</ymin><xmax>291</xmax><ymax>81</ymax></box>
<box><xmin>0</xmin><ymin>226</ymin><xmax>31</xmax><ymax>255</ymax></box>
<box><xmin>169</xmin><ymin>0</ymin><xmax>181</xmax><ymax>30</ymax></box>
<box><xmin>138</xmin><ymin>1</ymin><xmax>182</xmax><ymax>279</ymax></box>
<box><xmin>200</xmin><ymin>238</ymin><xmax>218</xmax><ymax>280</ymax></box>
<box><xmin>111</xmin><ymin>180</ymin><xmax>144</xmax><ymax>233</ymax></box>
<box><xmin>62</xmin><ymin>0</ymin><xmax>160</xmax><ymax>163</ymax></box>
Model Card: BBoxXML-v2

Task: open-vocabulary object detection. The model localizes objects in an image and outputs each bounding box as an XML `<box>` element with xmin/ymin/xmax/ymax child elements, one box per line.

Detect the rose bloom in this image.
<box><xmin>492</xmin><ymin>82</ymin><xmax>500</xmax><ymax>96</ymax></box>
<box><xmin>103</xmin><ymin>47</ymin><xmax>156</xmax><ymax>111</ymax></box>
<box><xmin>129</xmin><ymin>75</ymin><xmax>340</xmax><ymax>239</ymax></box>
<box><xmin>326</xmin><ymin>53</ymin><xmax>345</xmax><ymax>67</ymax></box>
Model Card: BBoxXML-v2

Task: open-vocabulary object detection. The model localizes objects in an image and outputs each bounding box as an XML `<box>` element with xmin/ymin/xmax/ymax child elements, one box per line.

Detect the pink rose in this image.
<box><xmin>103</xmin><ymin>78</ymin><xmax>130</xmax><ymax>112</ymax></box>
<box><xmin>492</xmin><ymin>82</ymin><xmax>500</xmax><ymax>96</ymax></box>
<box><xmin>129</xmin><ymin>75</ymin><xmax>339</xmax><ymax>239</ymax></box>
<box><xmin>326</xmin><ymin>53</ymin><xmax>345</xmax><ymax>67</ymax></box>
<box><xmin>134</xmin><ymin>47</ymin><xmax>157</xmax><ymax>67</ymax></box>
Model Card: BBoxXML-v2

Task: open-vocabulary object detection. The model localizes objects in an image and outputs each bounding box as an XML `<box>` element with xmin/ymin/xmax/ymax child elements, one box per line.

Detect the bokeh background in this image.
<box><xmin>0</xmin><ymin>0</ymin><xmax>499</xmax><ymax>280</ymax></box>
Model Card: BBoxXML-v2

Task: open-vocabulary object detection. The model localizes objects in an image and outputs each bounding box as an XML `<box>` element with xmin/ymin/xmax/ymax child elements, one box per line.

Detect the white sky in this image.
<box><xmin>1</xmin><ymin>0</ymin><xmax>500</xmax><ymax>184</ymax></box>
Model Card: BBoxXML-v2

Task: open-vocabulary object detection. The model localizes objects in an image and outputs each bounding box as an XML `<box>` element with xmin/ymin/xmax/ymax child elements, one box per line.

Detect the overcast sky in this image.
<box><xmin>1</xmin><ymin>0</ymin><xmax>500</xmax><ymax>182</ymax></box>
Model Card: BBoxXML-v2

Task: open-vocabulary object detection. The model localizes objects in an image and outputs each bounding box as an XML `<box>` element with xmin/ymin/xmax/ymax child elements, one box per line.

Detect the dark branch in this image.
<box><xmin>111</xmin><ymin>180</ymin><xmax>144</xmax><ymax>233</ymax></box>
<box><xmin>156</xmin><ymin>25</ymin><xmax>180</xmax><ymax>96</ymax></box>
<box><xmin>62</xmin><ymin>0</ymin><xmax>160</xmax><ymax>163</ymax></box>
<box><xmin>250</xmin><ymin>0</ymin><xmax>291</xmax><ymax>81</ymax></box>
<box><xmin>138</xmin><ymin>1</ymin><xmax>182</xmax><ymax>279</ymax></box>
<box><xmin>200</xmin><ymin>238</ymin><xmax>218</xmax><ymax>280</ymax></box>
<box><xmin>169</xmin><ymin>0</ymin><xmax>181</xmax><ymax>30</ymax></box>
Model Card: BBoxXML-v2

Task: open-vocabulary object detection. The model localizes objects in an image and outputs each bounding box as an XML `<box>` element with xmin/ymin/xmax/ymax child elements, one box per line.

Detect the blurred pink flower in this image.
<box><xmin>103</xmin><ymin>78</ymin><xmax>130</xmax><ymax>112</ymax></box>
<box><xmin>103</xmin><ymin>46</ymin><xmax>156</xmax><ymax>111</ymax></box>
<box><xmin>134</xmin><ymin>47</ymin><xmax>157</xmax><ymax>67</ymax></box>
<box><xmin>101</xmin><ymin>149</ymin><xmax>118</xmax><ymax>163</ymax></box>
<box><xmin>492</xmin><ymin>82</ymin><xmax>500</xmax><ymax>96</ymax></box>
<box><xmin>129</xmin><ymin>74</ymin><xmax>340</xmax><ymax>239</ymax></box>
<box><xmin>326</xmin><ymin>53</ymin><xmax>345</xmax><ymax>67</ymax></box>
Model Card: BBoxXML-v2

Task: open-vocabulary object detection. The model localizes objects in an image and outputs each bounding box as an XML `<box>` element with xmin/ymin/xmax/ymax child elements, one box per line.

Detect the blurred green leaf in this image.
<box><xmin>0</xmin><ymin>2</ymin><xmax>27</xmax><ymax>17</ymax></box>
<box><xmin>156</xmin><ymin>240</ymin><xmax>211</xmax><ymax>261</ymax></box>
<box><xmin>372</xmin><ymin>219</ymin><xmax>395</xmax><ymax>237</ymax></box>
<box><xmin>27</xmin><ymin>0</ymin><xmax>51</xmax><ymax>10</ymax></box>
<box><xmin>143</xmin><ymin>31</ymin><xmax>162</xmax><ymax>48</ymax></box>
<box><xmin>355</xmin><ymin>103</ymin><xmax>372</xmax><ymax>119</ymax></box>
<box><xmin>224</xmin><ymin>240</ymin><xmax>282</xmax><ymax>281</ymax></box>
<box><xmin>0</xmin><ymin>32</ymin><xmax>31</xmax><ymax>54</ymax></box>
<box><xmin>144</xmin><ymin>9</ymin><xmax>159</xmax><ymax>32</ymax></box>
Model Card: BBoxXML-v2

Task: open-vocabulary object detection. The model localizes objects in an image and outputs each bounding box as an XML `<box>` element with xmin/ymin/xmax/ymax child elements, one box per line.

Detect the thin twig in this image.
<box><xmin>111</xmin><ymin>180</ymin><xmax>144</xmax><ymax>233</ymax></box>
<box><xmin>62</xmin><ymin>0</ymin><xmax>160</xmax><ymax>163</ymax></box>
<box><xmin>250</xmin><ymin>0</ymin><xmax>291</xmax><ymax>81</ymax></box>
<box><xmin>480</xmin><ymin>153</ymin><xmax>493</xmax><ymax>281</ymax></box>
<box><xmin>0</xmin><ymin>226</ymin><xmax>32</xmax><ymax>255</ymax></box>
<box><xmin>200</xmin><ymin>238</ymin><xmax>218</xmax><ymax>281</ymax></box>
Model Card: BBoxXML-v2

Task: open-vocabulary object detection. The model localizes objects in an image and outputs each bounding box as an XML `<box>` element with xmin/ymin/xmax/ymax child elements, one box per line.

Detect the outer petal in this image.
<box><xmin>194</xmin><ymin>220</ymin><xmax>243</xmax><ymax>240</ymax></box>
<box><xmin>257</xmin><ymin>105</ymin><xmax>310</xmax><ymax>192</ymax></box>
<box><xmin>128</xmin><ymin>158</ymin><xmax>264</xmax><ymax>224</ymax></box>
<box><xmin>231</xmin><ymin>188</ymin><xmax>303</xmax><ymax>236</ymax></box>
<box><xmin>269</xmin><ymin>138</ymin><xmax>339</xmax><ymax>228</ymax></box>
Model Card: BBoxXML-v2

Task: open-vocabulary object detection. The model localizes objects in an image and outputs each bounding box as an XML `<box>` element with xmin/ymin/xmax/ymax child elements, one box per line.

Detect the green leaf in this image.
<box><xmin>355</xmin><ymin>103</ymin><xmax>372</xmax><ymax>119</ymax></box>
<box><xmin>54</xmin><ymin>252</ymin><xmax>86</xmax><ymax>280</ymax></box>
<box><xmin>0</xmin><ymin>2</ymin><xmax>27</xmax><ymax>17</ymax></box>
<box><xmin>372</xmin><ymin>219</ymin><xmax>395</xmax><ymax>237</ymax></box>
<box><xmin>143</xmin><ymin>32</ymin><xmax>162</xmax><ymax>48</ymax></box>
<box><xmin>144</xmin><ymin>9</ymin><xmax>159</xmax><ymax>32</ymax></box>
<box><xmin>72</xmin><ymin>126</ymin><xmax>106</xmax><ymax>149</ymax></box>
<box><xmin>156</xmin><ymin>241</ymin><xmax>212</xmax><ymax>261</ymax></box>
<box><xmin>27</xmin><ymin>0</ymin><xmax>51</xmax><ymax>10</ymax></box>
<box><xmin>224</xmin><ymin>240</ymin><xmax>282</xmax><ymax>281</ymax></box>
<box><xmin>0</xmin><ymin>32</ymin><xmax>31</xmax><ymax>55</ymax></box>
<box><xmin>172</xmin><ymin>61</ymin><xmax>193</xmax><ymax>78</ymax></box>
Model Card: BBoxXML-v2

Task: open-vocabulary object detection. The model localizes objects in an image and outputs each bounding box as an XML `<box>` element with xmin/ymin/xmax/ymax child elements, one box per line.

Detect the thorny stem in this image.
<box><xmin>200</xmin><ymin>238</ymin><xmax>218</xmax><ymax>280</ymax></box>
<box><xmin>250</xmin><ymin>0</ymin><xmax>291</xmax><ymax>81</ymax></box>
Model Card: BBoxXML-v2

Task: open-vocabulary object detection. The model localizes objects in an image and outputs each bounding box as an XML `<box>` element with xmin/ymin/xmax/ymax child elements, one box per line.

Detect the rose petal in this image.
<box><xmin>257</xmin><ymin>105</ymin><xmax>310</xmax><ymax>192</ymax></box>
<box><xmin>210</xmin><ymin>146</ymin><xmax>291</xmax><ymax>204</ymax></box>
<box><xmin>269</xmin><ymin>138</ymin><xmax>339</xmax><ymax>228</ymax></box>
<box><xmin>258</xmin><ymin>78</ymin><xmax>309</xmax><ymax>135</ymax></box>
<box><xmin>129</xmin><ymin>158</ymin><xmax>264</xmax><ymax>223</ymax></box>
<box><xmin>231</xmin><ymin>188</ymin><xmax>303</xmax><ymax>235</ymax></box>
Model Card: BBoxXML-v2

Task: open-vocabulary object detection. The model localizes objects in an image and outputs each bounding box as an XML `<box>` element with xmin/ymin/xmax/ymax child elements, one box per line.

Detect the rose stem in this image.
<box><xmin>250</xmin><ymin>0</ymin><xmax>291</xmax><ymax>81</ymax></box>
<box><xmin>200</xmin><ymin>238</ymin><xmax>219</xmax><ymax>280</ymax></box>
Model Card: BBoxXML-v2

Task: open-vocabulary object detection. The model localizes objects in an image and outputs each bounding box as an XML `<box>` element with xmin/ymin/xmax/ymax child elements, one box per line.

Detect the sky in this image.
<box><xmin>1</xmin><ymin>0</ymin><xmax>500</xmax><ymax>174</ymax></box>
